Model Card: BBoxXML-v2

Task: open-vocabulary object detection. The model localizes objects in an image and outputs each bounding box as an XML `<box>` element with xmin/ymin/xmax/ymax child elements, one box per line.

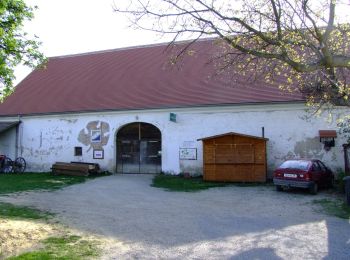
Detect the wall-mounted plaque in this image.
<box><xmin>179</xmin><ymin>148</ymin><xmax>197</xmax><ymax>160</ymax></box>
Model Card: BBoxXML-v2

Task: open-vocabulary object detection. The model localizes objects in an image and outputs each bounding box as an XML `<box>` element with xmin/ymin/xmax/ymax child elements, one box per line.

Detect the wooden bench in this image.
<box><xmin>52</xmin><ymin>162</ymin><xmax>100</xmax><ymax>176</ymax></box>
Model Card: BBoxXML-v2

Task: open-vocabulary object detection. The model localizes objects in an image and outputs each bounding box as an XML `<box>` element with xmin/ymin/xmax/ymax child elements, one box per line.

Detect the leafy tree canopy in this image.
<box><xmin>0</xmin><ymin>0</ymin><xmax>45</xmax><ymax>101</ymax></box>
<box><xmin>114</xmin><ymin>0</ymin><xmax>350</xmax><ymax>137</ymax></box>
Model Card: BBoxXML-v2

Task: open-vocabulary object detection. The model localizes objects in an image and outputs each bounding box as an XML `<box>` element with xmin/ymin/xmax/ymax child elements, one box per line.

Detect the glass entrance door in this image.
<box><xmin>117</xmin><ymin>123</ymin><xmax>161</xmax><ymax>174</ymax></box>
<box><xmin>117</xmin><ymin>140</ymin><xmax>140</xmax><ymax>173</ymax></box>
<box><xmin>140</xmin><ymin>140</ymin><xmax>161</xmax><ymax>173</ymax></box>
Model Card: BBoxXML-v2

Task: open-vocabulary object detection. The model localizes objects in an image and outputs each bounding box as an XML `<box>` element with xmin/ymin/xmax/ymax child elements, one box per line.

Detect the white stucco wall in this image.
<box><xmin>0</xmin><ymin>103</ymin><xmax>347</xmax><ymax>178</ymax></box>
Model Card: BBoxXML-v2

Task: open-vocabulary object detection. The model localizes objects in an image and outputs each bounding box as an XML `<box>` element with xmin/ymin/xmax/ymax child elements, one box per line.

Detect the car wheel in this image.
<box><xmin>276</xmin><ymin>185</ymin><xmax>283</xmax><ymax>192</ymax></box>
<box><xmin>310</xmin><ymin>183</ymin><xmax>318</xmax><ymax>195</ymax></box>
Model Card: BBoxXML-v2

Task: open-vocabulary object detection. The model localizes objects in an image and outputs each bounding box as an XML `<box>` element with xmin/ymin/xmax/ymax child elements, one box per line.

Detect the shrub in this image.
<box><xmin>335</xmin><ymin>170</ymin><xmax>346</xmax><ymax>193</ymax></box>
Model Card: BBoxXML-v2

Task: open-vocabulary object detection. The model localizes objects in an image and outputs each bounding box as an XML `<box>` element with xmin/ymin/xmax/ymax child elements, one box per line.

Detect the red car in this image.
<box><xmin>273</xmin><ymin>159</ymin><xmax>334</xmax><ymax>194</ymax></box>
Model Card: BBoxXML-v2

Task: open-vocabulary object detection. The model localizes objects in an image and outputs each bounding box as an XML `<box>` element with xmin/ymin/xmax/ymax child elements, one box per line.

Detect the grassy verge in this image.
<box><xmin>152</xmin><ymin>174</ymin><xmax>229</xmax><ymax>192</ymax></box>
<box><xmin>0</xmin><ymin>172</ymin><xmax>106</xmax><ymax>195</ymax></box>
<box><xmin>152</xmin><ymin>174</ymin><xmax>271</xmax><ymax>192</ymax></box>
<box><xmin>0</xmin><ymin>203</ymin><xmax>100</xmax><ymax>259</ymax></box>
<box><xmin>313</xmin><ymin>198</ymin><xmax>350</xmax><ymax>219</ymax></box>
<box><xmin>0</xmin><ymin>173</ymin><xmax>105</xmax><ymax>259</ymax></box>
<box><xmin>152</xmin><ymin>174</ymin><xmax>272</xmax><ymax>192</ymax></box>
<box><xmin>0</xmin><ymin>202</ymin><xmax>52</xmax><ymax>220</ymax></box>
<box><xmin>7</xmin><ymin>235</ymin><xmax>100</xmax><ymax>260</ymax></box>
<box><xmin>152</xmin><ymin>174</ymin><xmax>227</xmax><ymax>192</ymax></box>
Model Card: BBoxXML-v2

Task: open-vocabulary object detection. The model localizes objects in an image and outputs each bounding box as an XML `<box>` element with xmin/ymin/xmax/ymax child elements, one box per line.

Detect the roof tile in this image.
<box><xmin>0</xmin><ymin>40</ymin><xmax>303</xmax><ymax>116</ymax></box>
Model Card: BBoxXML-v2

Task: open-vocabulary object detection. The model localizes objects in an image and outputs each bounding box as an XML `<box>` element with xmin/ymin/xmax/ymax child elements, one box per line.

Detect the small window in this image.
<box><xmin>74</xmin><ymin>147</ymin><xmax>82</xmax><ymax>156</ymax></box>
<box><xmin>312</xmin><ymin>162</ymin><xmax>321</xmax><ymax>172</ymax></box>
<box><xmin>317</xmin><ymin>161</ymin><xmax>327</xmax><ymax>173</ymax></box>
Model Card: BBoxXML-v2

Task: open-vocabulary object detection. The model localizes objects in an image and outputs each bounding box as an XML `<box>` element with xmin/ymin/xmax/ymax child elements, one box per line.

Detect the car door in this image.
<box><xmin>311</xmin><ymin>161</ymin><xmax>322</xmax><ymax>184</ymax></box>
<box><xmin>317</xmin><ymin>161</ymin><xmax>331</xmax><ymax>187</ymax></box>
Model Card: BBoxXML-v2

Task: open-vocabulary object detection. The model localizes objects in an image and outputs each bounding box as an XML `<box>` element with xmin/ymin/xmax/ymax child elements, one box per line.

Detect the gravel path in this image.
<box><xmin>1</xmin><ymin>174</ymin><xmax>349</xmax><ymax>259</ymax></box>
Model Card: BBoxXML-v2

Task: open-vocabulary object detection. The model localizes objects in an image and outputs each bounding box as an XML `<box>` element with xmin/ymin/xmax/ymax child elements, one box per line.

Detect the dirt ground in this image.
<box><xmin>0</xmin><ymin>174</ymin><xmax>349</xmax><ymax>259</ymax></box>
<box><xmin>0</xmin><ymin>218</ymin><xmax>57</xmax><ymax>258</ymax></box>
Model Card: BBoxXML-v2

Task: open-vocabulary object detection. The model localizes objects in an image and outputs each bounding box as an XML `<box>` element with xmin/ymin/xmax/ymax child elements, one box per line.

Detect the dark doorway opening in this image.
<box><xmin>116</xmin><ymin>122</ymin><xmax>161</xmax><ymax>173</ymax></box>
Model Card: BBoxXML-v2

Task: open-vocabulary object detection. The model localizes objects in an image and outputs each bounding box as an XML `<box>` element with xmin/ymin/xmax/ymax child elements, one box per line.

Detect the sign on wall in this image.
<box><xmin>93</xmin><ymin>149</ymin><xmax>104</xmax><ymax>159</ymax></box>
<box><xmin>179</xmin><ymin>148</ymin><xmax>197</xmax><ymax>160</ymax></box>
<box><xmin>170</xmin><ymin>113</ymin><xmax>177</xmax><ymax>122</ymax></box>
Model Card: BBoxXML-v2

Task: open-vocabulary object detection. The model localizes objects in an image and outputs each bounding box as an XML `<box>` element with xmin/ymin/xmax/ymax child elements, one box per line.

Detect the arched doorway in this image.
<box><xmin>116</xmin><ymin>122</ymin><xmax>161</xmax><ymax>173</ymax></box>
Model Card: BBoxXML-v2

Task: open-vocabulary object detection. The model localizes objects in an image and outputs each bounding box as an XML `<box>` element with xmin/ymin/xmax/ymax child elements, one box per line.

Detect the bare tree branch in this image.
<box><xmin>113</xmin><ymin>0</ymin><xmax>350</xmax><ymax>112</ymax></box>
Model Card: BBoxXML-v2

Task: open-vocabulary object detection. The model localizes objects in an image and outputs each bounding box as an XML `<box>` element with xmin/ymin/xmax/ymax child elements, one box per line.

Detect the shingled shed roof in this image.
<box><xmin>0</xmin><ymin>39</ymin><xmax>304</xmax><ymax>116</ymax></box>
<box><xmin>197</xmin><ymin>132</ymin><xmax>269</xmax><ymax>141</ymax></box>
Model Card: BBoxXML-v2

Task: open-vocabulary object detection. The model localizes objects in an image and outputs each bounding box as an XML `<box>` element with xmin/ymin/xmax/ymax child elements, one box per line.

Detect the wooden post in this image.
<box><xmin>343</xmin><ymin>144</ymin><xmax>350</xmax><ymax>176</ymax></box>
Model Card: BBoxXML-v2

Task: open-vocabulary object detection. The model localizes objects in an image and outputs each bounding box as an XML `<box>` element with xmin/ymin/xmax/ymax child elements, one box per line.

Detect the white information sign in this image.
<box><xmin>179</xmin><ymin>148</ymin><xmax>197</xmax><ymax>160</ymax></box>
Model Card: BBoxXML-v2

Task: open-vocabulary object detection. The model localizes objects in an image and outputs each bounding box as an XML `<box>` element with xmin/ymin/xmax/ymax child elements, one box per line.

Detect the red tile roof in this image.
<box><xmin>319</xmin><ymin>130</ymin><xmax>337</xmax><ymax>138</ymax></box>
<box><xmin>0</xmin><ymin>40</ymin><xmax>303</xmax><ymax>116</ymax></box>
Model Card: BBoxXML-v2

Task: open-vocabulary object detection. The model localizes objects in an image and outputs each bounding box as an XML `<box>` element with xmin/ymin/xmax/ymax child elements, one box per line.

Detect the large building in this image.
<box><xmin>0</xmin><ymin>40</ymin><xmax>346</xmax><ymax>177</ymax></box>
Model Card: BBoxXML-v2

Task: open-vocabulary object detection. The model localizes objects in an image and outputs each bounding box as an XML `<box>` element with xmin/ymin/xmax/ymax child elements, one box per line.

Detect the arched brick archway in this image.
<box><xmin>116</xmin><ymin>122</ymin><xmax>161</xmax><ymax>173</ymax></box>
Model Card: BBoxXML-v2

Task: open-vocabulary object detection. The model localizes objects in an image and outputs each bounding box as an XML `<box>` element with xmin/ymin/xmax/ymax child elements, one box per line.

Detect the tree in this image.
<box><xmin>0</xmin><ymin>0</ymin><xmax>45</xmax><ymax>101</ymax></box>
<box><xmin>114</xmin><ymin>0</ymin><xmax>350</xmax><ymax>133</ymax></box>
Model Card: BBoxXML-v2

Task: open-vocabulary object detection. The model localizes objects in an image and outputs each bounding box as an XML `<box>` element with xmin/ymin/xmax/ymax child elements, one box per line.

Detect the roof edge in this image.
<box><xmin>0</xmin><ymin>100</ymin><xmax>306</xmax><ymax>118</ymax></box>
<box><xmin>197</xmin><ymin>132</ymin><xmax>269</xmax><ymax>141</ymax></box>
<box><xmin>49</xmin><ymin>37</ymin><xmax>217</xmax><ymax>59</ymax></box>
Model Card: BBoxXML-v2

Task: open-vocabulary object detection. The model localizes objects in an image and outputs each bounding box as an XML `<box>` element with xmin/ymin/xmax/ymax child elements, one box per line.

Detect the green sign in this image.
<box><xmin>170</xmin><ymin>113</ymin><xmax>176</xmax><ymax>122</ymax></box>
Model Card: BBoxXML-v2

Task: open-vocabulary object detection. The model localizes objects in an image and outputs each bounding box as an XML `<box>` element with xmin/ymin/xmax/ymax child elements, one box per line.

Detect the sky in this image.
<box><xmin>15</xmin><ymin>0</ymin><xmax>350</xmax><ymax>84</ymax></box>
<box><xmin>15</xmin><ymin>0</ymin><xmax>165</xmax><ymax>83</ymax></box>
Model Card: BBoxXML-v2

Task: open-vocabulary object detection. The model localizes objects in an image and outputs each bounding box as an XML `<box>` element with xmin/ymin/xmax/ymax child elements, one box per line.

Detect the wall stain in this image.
<box><xmin>78</xmin><ymin>121</ymin><xmax>110</xmax><ymax>152</ymax></box>
<box><xmin>60</xmin><ymin>119</ymin><xmax>78</xmax><ymax>123</ymax></box>
<box><xmin>294</xmin><ymin>137</ymin><xmax>323</xmax><ymax>159</ymax></box>
<box><xmin>180</xmin><ymin>160</ymin><xmax>202</xmax><ymax>176</ymax></box>
<box><xmin>331</xmin><ymin>152</ymin><xmax>337</xmax><ymax>161</ymax></box>
<box><xmin>276</xmin><ymin>151</ymin><xmax>296</xmax><ymax>161</ymax></box>
<box><xmin>39</xmin><ymin>132</ymin><xmax>42</xmax><ymax>148</ymax></box>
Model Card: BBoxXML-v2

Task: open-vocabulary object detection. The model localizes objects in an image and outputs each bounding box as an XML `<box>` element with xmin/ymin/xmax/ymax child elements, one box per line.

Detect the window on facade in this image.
<box><xmin>74</xmin><ymin>147</ymin><xmax>82</xmax><ymax>156</ymax></box>
<box><xmin>317</xmin><ymin>161</ymin><xmax>327</xmax><ymax>173</ymax></box>
<box><xmin>312</xmin><ymin>162</ymin><xmax>321</xmax><ymax>172</ymax></box>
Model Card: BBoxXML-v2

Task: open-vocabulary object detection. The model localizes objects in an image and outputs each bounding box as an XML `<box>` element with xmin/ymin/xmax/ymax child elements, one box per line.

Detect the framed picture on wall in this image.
<box><xmin>91</xmin><ymin>130</ymin><xmax>101</xmax><ymax>143</ymax></box>
<box><xmin>93</xmin><ymin>149</ymin><xmax>104</xmax><ymax>159</ymax></box>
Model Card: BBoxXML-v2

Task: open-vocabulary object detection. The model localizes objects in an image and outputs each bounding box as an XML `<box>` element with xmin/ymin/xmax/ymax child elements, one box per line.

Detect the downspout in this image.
<box><xmin>15</xmin><ymin>124</ymin><xmax>18</xmax><ymax>158</ymax></box>
<box><xmin>262</xmin><ymin>126</ymin><xmax>268</xmax><ymax>181</ymax></box>
<box><xmin>15</xmin><ymin>115</ymin><xmax>22</xmax><ymax>158</ymax></box>
<box><xmin>262</xmin><ymin>127</ymin><xmax>265</xmax><ymax>138</ymax></box>
<box><xmin>343</xmin><ymin>144</ymin><xmax>350</xmax><ymax>176</ymax></box>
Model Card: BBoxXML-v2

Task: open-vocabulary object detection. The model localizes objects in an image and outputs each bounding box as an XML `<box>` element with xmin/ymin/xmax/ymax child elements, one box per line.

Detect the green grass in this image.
<box><xmin>152</xmin><ymin>174</ymin><xmax>271</xmax><ymax>192</ymax></box>
<box><xmin>313</xmin><ymin>198</ymin><xmax>350</xmax><ymax>219</ymax></box>
<box><xmin>0</xmin><ymin>202</ymin><xmax>52</xmax><ymax>220</ymax></box>
<box><xmin>0</xmin><ymin>172</ymin><xmax>105</xmax><ymax>195</ymax></box>
<box><xmin>152</xmin><ymin>174</ymin><xmax>229</xmax><ymax>192</ymax></box>
<box><xmin>0</xmin><ymin>173</ymin><xmax>104</xmax><ymax>259</ymax></box>
<box><xmin>7</xmin><ymin>235</ymin><xmax>100</xmax><ymax>260</ymax></box>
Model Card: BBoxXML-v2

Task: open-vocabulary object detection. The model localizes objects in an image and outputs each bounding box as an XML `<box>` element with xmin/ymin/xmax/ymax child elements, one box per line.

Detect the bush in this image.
<box><xmin>336</xmin><ymin>170</ymin><xmax>346</xmax><ymax>193</ymax></box>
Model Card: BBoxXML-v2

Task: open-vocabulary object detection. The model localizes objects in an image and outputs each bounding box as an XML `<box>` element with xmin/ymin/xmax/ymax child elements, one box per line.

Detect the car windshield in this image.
<box><xmin>279</xmin><ymin>160</ymin><xmax>309</xmax><ymax>170</ymax></box>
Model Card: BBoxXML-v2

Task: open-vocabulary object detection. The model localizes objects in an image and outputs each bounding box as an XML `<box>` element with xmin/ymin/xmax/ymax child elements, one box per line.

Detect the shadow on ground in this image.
<box><xmin>1</xmin><ymin>174</ymin><xmax>349</xmax><ymax>259</ymax></box>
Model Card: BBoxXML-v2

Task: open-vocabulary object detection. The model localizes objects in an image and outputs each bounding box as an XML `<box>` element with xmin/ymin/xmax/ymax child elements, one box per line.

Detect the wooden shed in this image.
<box><xmin>198</xmin><ymin>132</ymin><xmax>268</xmax><ymax>182</ymax></box>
